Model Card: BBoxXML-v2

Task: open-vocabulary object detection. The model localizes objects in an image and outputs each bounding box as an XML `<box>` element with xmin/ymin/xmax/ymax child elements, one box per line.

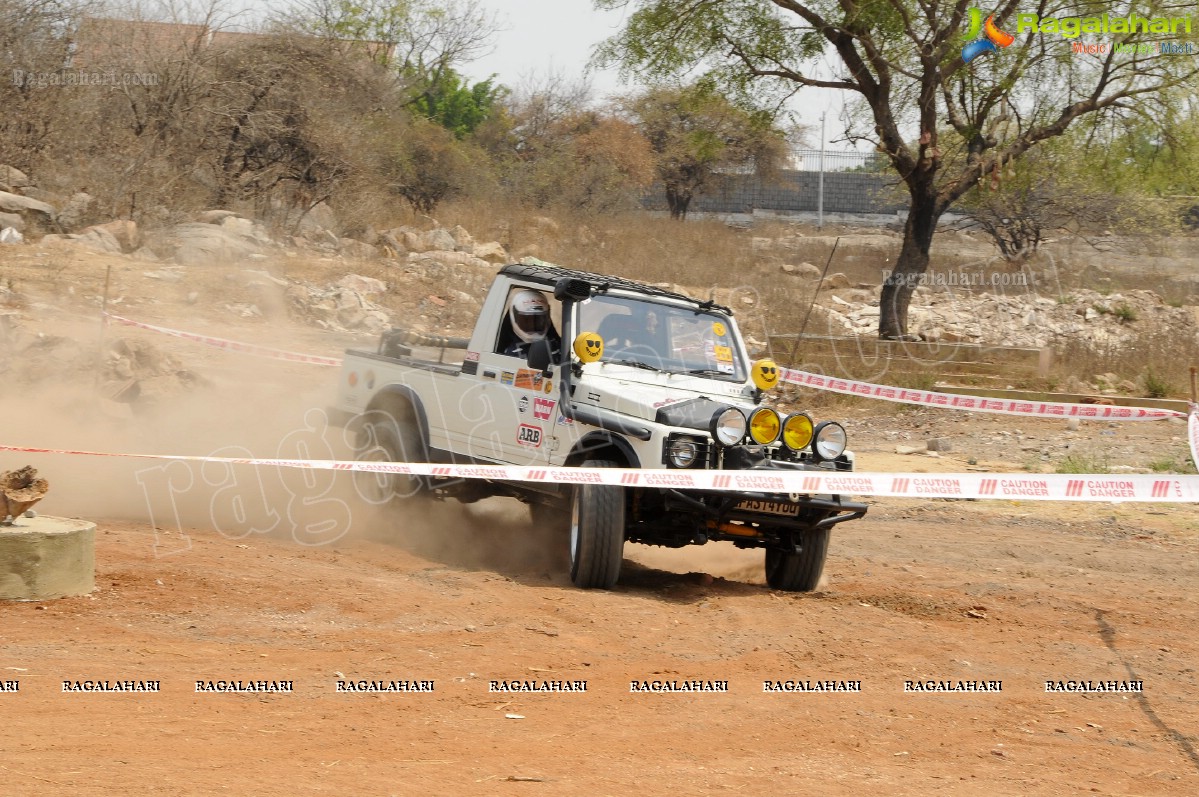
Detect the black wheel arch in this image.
<box><xmin>567</xmin><ymin>431</ymin><xmax>640</xmax><ymax>469</ymax></box>
<box><xmin>362</xmin><ymin>385</ymin><xmax>430</xmax><ymax>447</ymax></box>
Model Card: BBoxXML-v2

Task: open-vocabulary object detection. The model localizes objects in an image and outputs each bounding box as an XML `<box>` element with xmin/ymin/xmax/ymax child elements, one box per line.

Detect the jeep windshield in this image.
<box><xmin>576</xmin><ymin>295</ymin><xmax>748</xmax><ymax>382</ymax></box>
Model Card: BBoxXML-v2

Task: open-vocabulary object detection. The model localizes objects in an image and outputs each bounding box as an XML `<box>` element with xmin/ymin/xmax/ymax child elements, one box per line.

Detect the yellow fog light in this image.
<box><xmin>748</xmin><ymin>407</ymin><xmax>781</xmax><ymax>445</ymax></box>
<box><xmin>781</xmin><ymin>413</ymin><xmax>814</xmax><ymax>451</ymax></box>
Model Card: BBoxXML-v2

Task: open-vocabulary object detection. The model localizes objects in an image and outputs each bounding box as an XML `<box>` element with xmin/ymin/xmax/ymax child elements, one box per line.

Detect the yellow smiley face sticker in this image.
<box><xmin>712</xmin><ymin>322</ymin><xmax>727</xmax><ymax>337</ymax></box>
<box><xmin>573</xmin><ymin>331</ymin><xmax>604</xmax><ymax>363</ymax></box>
<box><xmin>751</xmin><ymin>358</ymin><xmax>780</xmax><ymax>390</ymax></box>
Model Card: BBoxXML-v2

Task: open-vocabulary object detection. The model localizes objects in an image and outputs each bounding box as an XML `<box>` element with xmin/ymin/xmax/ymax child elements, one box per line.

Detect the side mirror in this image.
<box><xmin>527</xmin><ymin>338</ymin><xmax>553</xmax><ymax>374</ymax></box>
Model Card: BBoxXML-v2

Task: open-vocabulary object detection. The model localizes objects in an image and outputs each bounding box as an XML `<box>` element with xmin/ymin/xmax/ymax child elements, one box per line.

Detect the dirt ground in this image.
<box><xmin>2</xmin><ymin>245</ymin><xmax>1198</xmax><ymax>795</ymax></box>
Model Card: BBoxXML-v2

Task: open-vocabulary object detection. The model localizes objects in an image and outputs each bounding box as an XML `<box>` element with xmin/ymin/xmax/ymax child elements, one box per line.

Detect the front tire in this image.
<box><xmin>765</xmin><ymin>527</ymin><xmax>831</xmax><ymax>592</ymax></box>
<box><xmin>569</xmin><ymin>459</ymin><xmax>625</xmax><ymax>589</ymax></box>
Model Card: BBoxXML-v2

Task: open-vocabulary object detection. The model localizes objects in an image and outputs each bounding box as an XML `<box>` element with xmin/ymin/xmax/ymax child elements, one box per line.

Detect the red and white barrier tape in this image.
<box><xmin>780</xmin><ymin>367</ymin><xmax>1186</xmax><ymax>421</ymax></box>
<box><xmin>1190</xmin><ymin>409</ymin><xmax>1198</xmax><ymax>470</ymax></box>
<box><xmin>101</xmin><ymin>312</ymin><xmax>1190</xmax><ymax>428</ymax></box>
<box><xmin>3</xmin><ymin>444</ymin><xmax>1197</xmax><ymax>503</ymax></box>
<box><xmin>104</xmin><ymin>313</ymin><xmax>343</xmax><ymax>368</ymax></box>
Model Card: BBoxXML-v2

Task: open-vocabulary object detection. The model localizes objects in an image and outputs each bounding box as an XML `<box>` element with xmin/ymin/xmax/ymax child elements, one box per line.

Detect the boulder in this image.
<box><xmin>167</xmin><ymin>222</ymin><xmax>266</xmax><ymax>265</ymax></box>
<box><xmin>0</xmin><ymin>190</ymin><xmax>55</xmax><ymax>230</ymax></box>
<box><xmin>85</xmin><ymin>219</ymin><xmax>140</xmax><ymax>252</ymax></box>
<box><xmin>219</xmin><ymin>215</ymin><xmax>273</xmax><ymax>244</ymax></box>
<box><xmin>196</xmin><ymin>209</ymin><xmax>240</xmax><ymax>225</ymax></box>
<box><xmin>57</xmin><ymin>192</ymin><xmax>97</xmax><ymax>231</ymax></box>
<box><xmin>297</xmin><ymin>201</ymin><xmax>338</xmax><ymax>233</ymax></box>
<box><xmin>18</xmin><ymin>186</ymin><xmax>57</xmax><ymax>205</ymax></box>
<box><xmin>0</xmin><ymin>165</ymin><xmax>31</xmax><ymax>189</ymax></box>
<box><xmin>303</xmin><ymin>227</ymin><xmax>339</xmax><ymax>248</ymax></box>
<box><xmin>336</xmin><ymin>274</ymin><xmax>386</xmax><ymax>294</ymax></box>
<box><xmin>339</xmin><ymin>239</ymin><xmax>379</xmax><ymax>261</ymax></box>
<box><xmin>473</xmin><ymin>241</ymin><xmax>508</xmax><ymax>262</ymax></box>
<box><xmin>377</xmin><ymin>231</ymin><xmax>407</xmax><ymax>257</ymax></box>
<box><xmin>421</xmin><ymin>227</ymin><xmax>456</xmax><ymax>252</ymax></box>
<box><xmin>0</xmin><ymin>211</ymin><xmax>24</xmax><ymax>232</ymax></box>
<box><xmin>390</xmin><ymin>227</ymin><xmax>424</xmax><ymax>251</ymax></box>
<box><xmin>820</xmin><ymin>272</ymin><xmax>852</xmax><ymax>290</ymax></box>
<box><xmin>74</xmin><ymin>227</ymin><xmax>123</xmax><ymax>254</ymax></box>
<box><xmin>450</xmin><ymin>224</ymin><xmax>474</xmax><ymax>252</ymax></box>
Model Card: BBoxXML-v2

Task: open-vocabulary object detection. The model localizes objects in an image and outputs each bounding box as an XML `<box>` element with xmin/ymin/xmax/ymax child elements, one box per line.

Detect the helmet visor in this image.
<box><xmin>514</xmin><ymin>309</ymin><xmax>549</xmax><ymax>338</ymax></box>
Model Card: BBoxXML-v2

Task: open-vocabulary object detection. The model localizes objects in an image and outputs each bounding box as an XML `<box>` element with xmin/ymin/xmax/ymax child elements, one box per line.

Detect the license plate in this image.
<box><xmin>735</xmin><ymin>500</ymin><xmax>799</xmax><ymax>517</ymax></box>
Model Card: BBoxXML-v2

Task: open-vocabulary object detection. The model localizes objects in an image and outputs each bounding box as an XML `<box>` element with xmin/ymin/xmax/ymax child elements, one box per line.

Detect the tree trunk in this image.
<box><xmin>665</xmin><ymin>185</ymin><xmax>692</xmax><ymax>220</ymax></box>
<box><xmin>879</xmin><ymin>188</ymin><xmax>941</xmax><ymax>339</ymax></box>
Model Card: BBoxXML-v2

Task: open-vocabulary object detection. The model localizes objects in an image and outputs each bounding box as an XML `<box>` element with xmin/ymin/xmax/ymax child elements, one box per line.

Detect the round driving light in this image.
<box><xmin>710</xmin><ymin>407</ymin><xmax>747</xmax><ymax>447</ymax></box>
<box><xmin>812</xmin><ymin>421</ymin><xmax>847</xmax><ymax>461</ymax></box>
<box><xmin>781</xmin><ymin>413</ymin><xmax>814</xmax><ymax>451</ymax></box>
<box><xmin>748</xmin><ymin>407</ymin><xmax>781</xmax><ymax>445</ymax></box>
<box><xmin>667</xmin><ymin>437</ymin><xmax>700</xmax><ymax>468</ymax></box>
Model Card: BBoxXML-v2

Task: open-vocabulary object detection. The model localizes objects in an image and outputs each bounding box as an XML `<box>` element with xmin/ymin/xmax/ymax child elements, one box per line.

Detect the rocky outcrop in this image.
<box><xmin>811</xmin><ymin>286</ymin><xmax>1198</xmax><ymax>350</ymax></box>
<box><xmin>152</xmin><ymin>216</ymin><xmax>273</xmax><ymax>265</ymax></box>
<box><xmin>0</xmin><ymin>191</ymin><xmax>55</xmax><ymax>231</ymax></box>
<box><xmin>0</xmin><ymin>165</ymin><xmax>32</xmax><ymax>189</ymax></box>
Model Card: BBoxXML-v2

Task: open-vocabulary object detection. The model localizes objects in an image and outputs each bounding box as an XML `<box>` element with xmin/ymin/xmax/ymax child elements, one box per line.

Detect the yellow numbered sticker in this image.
<box><xmin>573</xmin><ymin>331</ymin><xmax>604</xmax><ymax>363</ymax></box>
<box><xmin>714</xmin><ymin>345</ymin><xmax>733</xmax><ymax>363</ymax></box>
<box><xmin>712</xmin><ymin>322</ymin><xmax>727</xmax><ymax>337</ymax></box>
<box><xmin>752</xmin><ymin>358</ymin><xmax>780</xmax><ymax>390</ymax></box>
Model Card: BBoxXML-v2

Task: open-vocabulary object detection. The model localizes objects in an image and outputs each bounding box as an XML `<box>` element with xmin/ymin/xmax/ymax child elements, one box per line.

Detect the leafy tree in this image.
<box><xmin>624</xmin><ymin>82</ymin><xmax>788</xmax><ymax>219</ymax></box>
<box><xmin>410</xmin><ymin>69</ymin><xmax>506</xmax><ymax>139</ymax></box>
<box><xmin>596</xmin><ymin>0</ymin><xmax>1199</xmax><ymax>337</ymax></box>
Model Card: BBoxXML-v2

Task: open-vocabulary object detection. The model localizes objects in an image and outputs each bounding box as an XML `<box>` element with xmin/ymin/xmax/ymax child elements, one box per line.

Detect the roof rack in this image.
<box><xmin>498</xmin><ymin>261</ymin><xmax>733</xmax><ymax>315</ymax></box>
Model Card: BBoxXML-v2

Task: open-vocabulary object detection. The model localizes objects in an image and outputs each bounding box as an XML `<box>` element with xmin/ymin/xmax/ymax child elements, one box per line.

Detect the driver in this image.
<box><xmin>502</xmin><ymin>289</ymin><xmax>560</xmax><ymax>358</ymax></box>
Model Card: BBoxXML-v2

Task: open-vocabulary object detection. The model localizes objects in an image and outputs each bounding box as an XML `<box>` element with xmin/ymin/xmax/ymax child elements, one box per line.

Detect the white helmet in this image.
<box><xmin>509</xmin><ymin>289</ymin><xmax>550</xmax><ymax>343</ymax></box>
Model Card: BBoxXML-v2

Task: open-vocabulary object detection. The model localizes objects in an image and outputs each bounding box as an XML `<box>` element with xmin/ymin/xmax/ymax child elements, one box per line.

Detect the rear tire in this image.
<box><xmin>569</xmin><ymin>459</ymin><xmax>625</xmax><ymax>589</ymax></box>
<box><xmin>765</xmin><ymin>528</ymin><xmax>830</xmax><ymax>592</ymax></box>
<box><xmin>353</xmin><ymin>409</ymin><xmax>429</xmax><ymax>506</ymax></box>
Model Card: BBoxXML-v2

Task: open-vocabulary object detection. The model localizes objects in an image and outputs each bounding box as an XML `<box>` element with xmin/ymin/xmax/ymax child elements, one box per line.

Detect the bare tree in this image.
<box><xmin>277</xmin><ymin>0</ymin><xmax>498</xmax><ymax>108</ymax></box>
<box><xmin>0</xmin><ymin>0</ymin><xmax>93</xmax><ymax>165</ymax></box>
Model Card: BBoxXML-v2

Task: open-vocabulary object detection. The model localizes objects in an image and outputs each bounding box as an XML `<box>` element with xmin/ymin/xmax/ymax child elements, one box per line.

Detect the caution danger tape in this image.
<box><xmin>105</xmin><ymin>313</ymin><xmax>344</xmax><ymax>367</ymax></box>
<box><xmin>104</xmin><ymin>312</ymin><xmax>1187</xmax><ymax>424</ymax></box>
<box><xmin>3</xmin><ymin>444</ymin><xmax>1197</xmax><ymax>503</ymax></box>
<box><xmin>780</xmin><ymin>367</ymin><xmax>1186</xmax><ymax>421</ymax></box>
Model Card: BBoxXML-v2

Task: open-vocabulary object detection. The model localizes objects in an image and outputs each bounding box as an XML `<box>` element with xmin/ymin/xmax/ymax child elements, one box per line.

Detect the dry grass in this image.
<box><xmin>1056</xmin><ymin>328</ymin><xmax>1199</xmax><ymax>399</ymax></box>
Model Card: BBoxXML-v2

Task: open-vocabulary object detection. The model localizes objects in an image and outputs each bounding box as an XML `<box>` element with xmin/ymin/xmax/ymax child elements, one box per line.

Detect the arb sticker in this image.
<box><xmin>517</xmin><ymin>424</ymin><xmax>543</xmax><ymax>448</ymax></box>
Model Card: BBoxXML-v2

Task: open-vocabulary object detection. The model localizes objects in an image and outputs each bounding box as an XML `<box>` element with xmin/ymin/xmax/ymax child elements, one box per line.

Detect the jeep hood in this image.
<box><xmin>572</xmin><ymin>370</ymin><xmax>754</xmax><ymax>426</ymax></box>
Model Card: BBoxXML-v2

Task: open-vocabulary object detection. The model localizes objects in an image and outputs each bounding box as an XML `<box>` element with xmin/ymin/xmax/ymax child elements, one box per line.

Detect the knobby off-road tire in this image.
<box><xmin>569</xmin><ymin>459</ymin><xmax>625</xmax><ymax>589</ymax></box>
<box><xmin>765</xmin><ymin>527</ymin><xmax>831</xmax><ymax>592</ymax></box>
<box><xmin>354</xmin><ymin>411</ymin><xmax>429</xmax><ymax>507</ymax></box>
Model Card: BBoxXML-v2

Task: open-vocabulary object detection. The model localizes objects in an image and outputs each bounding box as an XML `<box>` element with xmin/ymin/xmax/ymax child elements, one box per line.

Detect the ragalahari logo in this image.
<box><xmin>963</xmin><ymin>8</ymin><xmax>1015</xmax><ymax>62</ymax></box>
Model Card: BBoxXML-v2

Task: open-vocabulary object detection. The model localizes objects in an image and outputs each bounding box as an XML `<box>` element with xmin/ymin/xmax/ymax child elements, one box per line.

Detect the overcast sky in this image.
<box><xmin>460</xmin><ymin>0</ymin><xmax>631</xmax><ymax>101</ymax></box>
<box><xmin>459</xmin><ymin>0</ymin><xmax>846</xmax><ymax>149</ymax></box>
